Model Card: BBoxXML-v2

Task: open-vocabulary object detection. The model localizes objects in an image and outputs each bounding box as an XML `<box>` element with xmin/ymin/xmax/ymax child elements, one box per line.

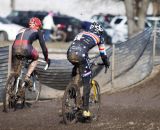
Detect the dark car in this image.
<box><xmin>6</xmin><ymin>11</ymin><xmax>82</xmax><ymax>42</ymax></box>
<box><xmin>53</xmin><ymin>15</ymin><xmax>82</xmax><ymax>42</ymax></box>
<box><xmin>6</xmin><ymin>10</ymin><xmax>48</xmax><ymax>27</ymax></box>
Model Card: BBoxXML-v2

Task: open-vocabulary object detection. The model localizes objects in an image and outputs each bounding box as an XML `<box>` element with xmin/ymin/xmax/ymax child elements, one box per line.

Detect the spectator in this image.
<box><xmin>42</xmin><ymin>11</ymin><xmax>56</xmax><ymax>41</ymax></box>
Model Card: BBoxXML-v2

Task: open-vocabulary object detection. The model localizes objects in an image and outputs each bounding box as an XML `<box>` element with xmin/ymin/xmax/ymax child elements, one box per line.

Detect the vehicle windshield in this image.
<box><xmin>114</xmin><ymin>18</ymin><xmax>123</xmax><ymax>24</ymax></box>
<box><xmin>0</xmin><ymin>17</ymin><xmax>11</xmax><ymax>24</ymax></box>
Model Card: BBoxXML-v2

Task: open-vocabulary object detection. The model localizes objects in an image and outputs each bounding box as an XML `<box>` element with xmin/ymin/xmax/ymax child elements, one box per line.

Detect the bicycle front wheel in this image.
<box><xmin>3</xmin><ymin>73</ymin><xmax>17</xmax><ymax>112</ymax></box>
<box><xmin>62</xmin><ymin>83</ymin><xmax>79</xmax><ymax>124</ymax></box>
<box><xmin>89</xmin><ymin>80</ymin><xmax>101</xmax><ymax>120</ymax></box>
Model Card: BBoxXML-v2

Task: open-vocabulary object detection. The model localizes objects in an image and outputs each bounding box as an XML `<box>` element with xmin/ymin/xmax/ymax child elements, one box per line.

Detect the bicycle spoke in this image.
<box><xmin>62</xmin><ymin>84</ymin><xmax>78</xmax><ymax>124</ymax></box>
<box><xmin>3</xmin><ymin>74</ymin><xmax>18</xmax><ymax>112</ymax></box>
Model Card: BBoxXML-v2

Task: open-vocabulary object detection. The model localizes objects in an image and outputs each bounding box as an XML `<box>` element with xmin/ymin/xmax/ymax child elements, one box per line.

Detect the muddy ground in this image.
<box><xmin>1</xmin><ymin>42</ymin><xmax>160</xmax><ymax>130</ymax></box>
<box><xmin>0</xmin><ymin>68</ymin><xmax>160</xmax><ymax>130</ymax></box>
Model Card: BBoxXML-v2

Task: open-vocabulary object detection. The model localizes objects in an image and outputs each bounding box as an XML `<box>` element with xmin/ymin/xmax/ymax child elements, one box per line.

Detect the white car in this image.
<box><xmin>0</xmin><ymin>17</ymin><xmax>24</xmax><ymax>41</ymax></box>
<box><xmin>106</xmin><ymin>16</ymin><xmax>151</xmax><ymax>43</ymax></box>
<box><xmin>146</xmin><ymin>16</ymin><xmax>160</xmax><ymax>28</ymax></box>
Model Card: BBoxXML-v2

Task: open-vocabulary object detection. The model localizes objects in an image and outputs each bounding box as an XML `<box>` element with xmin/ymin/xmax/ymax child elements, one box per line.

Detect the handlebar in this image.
<box><xmin>38</xmin><ymin>58</ymin><xmax>49</xmax><ymax>70</ymax></box>
<box><xmin>90</xmin><ymin>61</ymin><xmax>107</xmax><ymax>73</ymax></box>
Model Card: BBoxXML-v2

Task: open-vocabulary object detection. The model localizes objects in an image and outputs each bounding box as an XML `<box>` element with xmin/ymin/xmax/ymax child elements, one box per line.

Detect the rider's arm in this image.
<box><xmin>38</xmin><ymin>30</ymin><xmax>49</xmax><ymax>62</ymax></box>
<box><xmin>98</xmin><ymin>37</ymin><xmax>110</xmax><ymax>68</ymax></box>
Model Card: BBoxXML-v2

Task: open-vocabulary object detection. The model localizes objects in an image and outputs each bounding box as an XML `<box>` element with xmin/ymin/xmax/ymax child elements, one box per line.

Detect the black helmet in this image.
<box><xmin>89</xmin><ymin>22</ymin><xmax>104</xmax><ymax>35</ymax></box>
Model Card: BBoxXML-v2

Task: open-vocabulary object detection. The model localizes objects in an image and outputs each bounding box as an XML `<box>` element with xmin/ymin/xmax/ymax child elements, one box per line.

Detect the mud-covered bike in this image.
<box><xmin>3</xmin><ymin>55</ymin><xmax>48</xmax><ymax>112</ymax></box>
<box><xmin>62</xmin><ymin>56</ymin><xmax>106</xmax><ymax>124</ymax></box>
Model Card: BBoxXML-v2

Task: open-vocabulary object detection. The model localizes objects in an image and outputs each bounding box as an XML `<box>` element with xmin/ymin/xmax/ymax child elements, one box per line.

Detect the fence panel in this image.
<box><xmin>0</xmin><ymin>46</ymin><xmax>10</xmax><ymax>101</ymax></box>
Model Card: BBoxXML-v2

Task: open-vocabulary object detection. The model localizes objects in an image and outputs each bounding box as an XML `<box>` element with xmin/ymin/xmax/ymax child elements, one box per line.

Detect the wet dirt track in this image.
<box><xmin>1</xmin><ymin>70</ymin><xmax>160</xmax><ymax>130</ymax></box>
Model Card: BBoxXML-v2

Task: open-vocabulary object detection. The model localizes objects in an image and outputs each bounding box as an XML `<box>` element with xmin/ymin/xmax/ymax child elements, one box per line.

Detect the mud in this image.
<box><xmin>0</xmin><ymin>70</ymin><xmax>160</xmax><ymax>130</ymax></box>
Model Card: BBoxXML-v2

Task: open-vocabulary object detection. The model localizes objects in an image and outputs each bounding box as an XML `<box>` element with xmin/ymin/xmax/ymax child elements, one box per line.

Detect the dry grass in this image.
<box><xmin>33</xmin><ymin>41</ymin><xmax>71</xmax><ymax>50</ymax></box>
<box><xmin>0</xmin><ymin>41</ymin><xmax>11</xmax><ymax>47</ymax></box>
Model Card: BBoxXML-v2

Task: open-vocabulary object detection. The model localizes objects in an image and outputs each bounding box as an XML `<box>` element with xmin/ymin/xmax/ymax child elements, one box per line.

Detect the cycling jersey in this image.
<box><xmin>67</xmin><ymin>31</ymin><xmax>107</xmax><ymax>65</ymax></box>
<box><xmin>12</xmin><ymin>28</ymin><xmax>48</xmax><ymax>61</ymax></box>
<box><xmin>71</xmin><ymin>31</ymin><xmax>107</xmax><ymax>56</ymax></box>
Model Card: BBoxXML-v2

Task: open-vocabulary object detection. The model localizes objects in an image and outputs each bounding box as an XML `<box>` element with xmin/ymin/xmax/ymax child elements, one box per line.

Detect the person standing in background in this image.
<box><xmin>42</xmin><ymin>11</ymin><xmax>56</xmax><ymax>41</ymax></box>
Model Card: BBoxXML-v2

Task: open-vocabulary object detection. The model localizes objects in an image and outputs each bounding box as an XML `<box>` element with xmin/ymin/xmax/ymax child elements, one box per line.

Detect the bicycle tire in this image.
<box><xmin>62</xmin><ymin>82</ymin><xmax>79</xmax><ymax>124</ymax></box>
<box><xmin>25</xmin><ymin>78</ymin><xmax>41</xmax><ymax>103</ymax></box>
<box><xmin>3</xmin><ymin>73</ymin><xmax>17</xmax><ymax>112</ymax></box>
<box><xmin>89</xmin><ymin>80</ymin><xmax>101</xmax><ymax>120</ymax></box>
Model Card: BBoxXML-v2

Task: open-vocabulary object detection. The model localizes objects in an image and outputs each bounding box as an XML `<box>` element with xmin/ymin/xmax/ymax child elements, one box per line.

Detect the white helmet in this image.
<box><xmin>89</xmin><ymin>22</ymin><xmax>104</xmax><ymax>35</ymax></box>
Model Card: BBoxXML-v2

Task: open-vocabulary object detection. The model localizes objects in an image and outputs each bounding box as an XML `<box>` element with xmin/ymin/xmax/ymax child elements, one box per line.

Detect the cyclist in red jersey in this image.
<box><xmin>12</xmin><ymin>17</ymin><xmax>50</xmax><ymax>84</ymax></box>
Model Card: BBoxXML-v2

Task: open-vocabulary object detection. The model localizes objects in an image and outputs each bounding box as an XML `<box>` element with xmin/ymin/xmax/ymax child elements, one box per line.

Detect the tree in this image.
<box><xmin>152</xmin><ymin>0</ymin><xmax>160</xmax><ymax>16</ymax></box>
<box><xmin>124</xmin><ymin>0</ymin><xmax>150</xmax><ymax>38</ymax></box>
<box><xmin>11</xmin><ymin>0</ymin><xmax>15</xmax><ymax>11</ymax></box>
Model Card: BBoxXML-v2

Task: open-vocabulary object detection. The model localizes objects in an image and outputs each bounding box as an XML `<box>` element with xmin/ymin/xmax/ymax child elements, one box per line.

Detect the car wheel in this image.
<box><xmin>0</xmin><ymin>31</ymin><xmax>8</xmax><ymax>41</ymax></box>
<box><xmin>56</xmin><ymin>30</ymin><xmax>67</xmax><ymax>42</ymax></box>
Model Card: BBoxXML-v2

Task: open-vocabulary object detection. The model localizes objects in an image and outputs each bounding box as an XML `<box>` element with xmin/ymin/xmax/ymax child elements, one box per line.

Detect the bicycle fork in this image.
<box><xmin>91</xmin><ymin>80</ymin><xmax>97</xmax><ymax>101</ymax></box>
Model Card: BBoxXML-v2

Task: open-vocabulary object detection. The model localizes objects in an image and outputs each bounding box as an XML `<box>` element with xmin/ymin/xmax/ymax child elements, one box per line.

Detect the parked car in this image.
<box><xmin>6</xmin><ymin>10</ymin><xmax>48</xmax><ymax>27</ymax></box>
<box><xmin>7</xmin><ymin>10</ymin><xmax>82</xmax><ymax>42</ymax></box>
<box><xmin>91</xmin><ymin>13</ymin><xmax>115</xmax><ymax>24</ymax></box>
<box><xmin>0</xmin><ymin>16</ymin><xmax>23</xmax><ymax>41</ymax></box>
<box><xmin>146</xmin><ymin>16</ymin><xmax>160</xmax><ymax>28</ymax></box>
<box><xmin>53</xmin><ymin>15</ymin><xmax>82</xmax><ymax>42</ymax></box>
<box><xmin>107</xmin><ymin>15</ymin><xmax>152</xmax><ymax>43</ymax></box>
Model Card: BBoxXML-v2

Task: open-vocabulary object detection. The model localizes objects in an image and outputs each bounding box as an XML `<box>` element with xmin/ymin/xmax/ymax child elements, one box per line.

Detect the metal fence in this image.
<box><xmin>94</xmin><ymin>28</ymin><xmax>153</xmax><ymax>92</ymax></box>
<box><xmin>0</xmin><ymin>46</ymin><xmax>11</xmax><ymax>101</ymax></box>
<box><xmin>154</xmin><ymin>28</ymin><xmax>160</xmax><ymax>65</ymax></box>
<box><xmin>36</xmin><ymin>59</ymin><xmax>72</xmax><ymax>90</ymax></box>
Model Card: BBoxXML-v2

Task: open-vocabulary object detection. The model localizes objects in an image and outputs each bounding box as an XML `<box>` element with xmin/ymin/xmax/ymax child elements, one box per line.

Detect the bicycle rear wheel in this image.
<box><xmin>89</xmin><ymin>80</ymin><xmax>101</xmax><ymax>120</ymax></box>
<box><xmin>62</xmin><ymin>83</ymin><xmax>79</xmax><ymax>124</ymax></box>
<box><xmin>3</xmin><ymin>73</ymin><xmax>17</xmax><ymax>112</ymax></box>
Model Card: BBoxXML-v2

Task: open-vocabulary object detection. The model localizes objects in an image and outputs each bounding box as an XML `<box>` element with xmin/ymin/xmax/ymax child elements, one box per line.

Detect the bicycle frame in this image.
<box><xmin>14</xmin><ymin>59</ymin><xmax>37</xmax><ymax>97</ymax></box>
<box><xmin>71</xmin><ymin>60</ymin><xmax>102</xmax><ymax>107</ymax></box>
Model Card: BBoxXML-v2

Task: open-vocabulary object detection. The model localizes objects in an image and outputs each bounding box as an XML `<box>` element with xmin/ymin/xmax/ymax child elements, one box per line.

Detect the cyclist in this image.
<box><xmin>67</xmin><ymin>22</ymin><xmax>110</xmax><ymax>118</ymax></box>
<box><xmin>12</xmin><ymin>17</ymin><xmax>50</xmax><ymax>86</ymax></box>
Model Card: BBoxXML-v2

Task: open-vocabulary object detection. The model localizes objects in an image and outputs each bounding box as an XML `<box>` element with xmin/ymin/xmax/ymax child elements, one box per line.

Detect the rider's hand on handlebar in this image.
<box><xmin>102</xmin><ymin>56</ymin><xmax>110</xmax><ymax>69</ymax></box>
<box><xmin>44</xmin><ymin>58</ymin><xmax>51</xmax><ymax>70</ymax></box>
<box><xmin>47</xmin><ymin>58</ymin><xmax>51</xmax><ymax>68</ymax></box>
<box><xmin>105</xmin><ymin>59</ymin><xmax>110</xmax><ymax>69</ymax></box>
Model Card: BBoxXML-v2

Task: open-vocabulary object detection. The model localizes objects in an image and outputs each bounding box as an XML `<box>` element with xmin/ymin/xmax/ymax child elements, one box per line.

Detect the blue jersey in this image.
<box><xmin>72</xmin><ymin>31</ymin><xmax>107</xmax><ymax>56</ymax></box>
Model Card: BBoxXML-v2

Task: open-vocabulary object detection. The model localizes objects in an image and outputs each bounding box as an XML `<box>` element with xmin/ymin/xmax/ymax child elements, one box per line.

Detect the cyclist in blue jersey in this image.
<box><xmin>67</xmin><ymin>22</ymin><xmax>110</xmax><ymax>117</ymax></box>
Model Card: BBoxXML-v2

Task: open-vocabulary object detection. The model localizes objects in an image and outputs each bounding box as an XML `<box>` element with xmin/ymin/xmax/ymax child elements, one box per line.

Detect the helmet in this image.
<box><xmin>29</xmin><ymin>17</ymin><xmax>42</xmax><ymax>29</ymax></box>
<box><xmin>89</xmin><ymin>22</ymin><xmax>104</xmax><ymax>35</ymax></box>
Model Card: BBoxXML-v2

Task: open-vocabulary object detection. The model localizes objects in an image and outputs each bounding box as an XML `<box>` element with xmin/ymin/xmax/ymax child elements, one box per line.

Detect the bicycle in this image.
<box><xmin>3</xmin><ymin>55</ymin><xmax>48</xmax><ymax>112</ymax></box>
<box><xmin>62</xmin><ymin>56</ymin><xmax>106</xmax><ymax>124</ymax></box>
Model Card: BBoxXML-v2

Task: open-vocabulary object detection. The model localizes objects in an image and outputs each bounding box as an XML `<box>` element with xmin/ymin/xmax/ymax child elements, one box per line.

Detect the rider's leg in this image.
<box><xmin>12</xmin><ymin>46</ymin><xmax>22</xmax><ymax>74</ymax></box>
<box><xmin>26</xmin><ymin>60</ymin><xmax>38</xmax><ymax>77</ymax></box>
<box><xmin>79</xmin><ymin>59</ymin><xmax>92</xmax><ymax>117</ymax></box>
<box><xmin>25</xmin><ymin>48</ymin><xmax>39</xmax><ymax>82</ymax></box>
<box><xmin>82</xmin><ymin>75</ymin><xmax>91</xmax><ymax>111</ymax></box>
